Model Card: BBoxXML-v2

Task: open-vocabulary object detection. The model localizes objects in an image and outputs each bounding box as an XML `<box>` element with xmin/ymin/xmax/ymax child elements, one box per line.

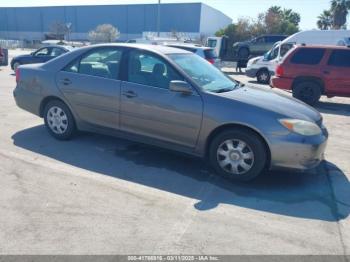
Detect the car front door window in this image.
<box><xmin>127</xmin><ymin>50</ymin><xmax>183</xmax><ymax>89</ymax></box>
<box><xmin>34</xmin><ymin>48</ymin><xmax>50</xmax><ymax>56</ymax></box>
<box><xmin>51</xmin><ymin>48</ymin><xmax>65</xmax><ymax>57</ymax></box>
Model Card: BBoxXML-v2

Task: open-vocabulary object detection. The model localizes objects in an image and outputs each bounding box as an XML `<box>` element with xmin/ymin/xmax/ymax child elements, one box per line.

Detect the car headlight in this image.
<box><xmin>251</xmin><ymin>58</ymin><xmax>259</xmax><ymax>65</ymax></box>
<box><xmin>279</xmin><ymin>119</ymin><xmax>321</xmax><ymax>136</ymax></box>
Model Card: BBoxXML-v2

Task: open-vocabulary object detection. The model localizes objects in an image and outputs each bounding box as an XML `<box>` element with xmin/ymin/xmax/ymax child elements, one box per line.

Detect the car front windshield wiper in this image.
<box><xmin>213</xmin><ymin>87</ymin><xmax>235</xmax><ymax>93</ymax></box>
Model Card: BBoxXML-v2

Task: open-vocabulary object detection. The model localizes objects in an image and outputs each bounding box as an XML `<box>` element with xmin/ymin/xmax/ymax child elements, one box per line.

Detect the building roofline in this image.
<box><xmin>0</xmin><ymin>2</ymin><xmax>203</xmax><ymax>9</ymax></box>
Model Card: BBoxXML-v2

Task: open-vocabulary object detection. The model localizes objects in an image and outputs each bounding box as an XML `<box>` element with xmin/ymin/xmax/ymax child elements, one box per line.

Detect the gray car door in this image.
<box><xmin>120</xmin><ymin>49</ymin><xmax>203</xmax><ymax>148</ymax></box>
<box><xmin>56</xmin><ymin>47</ymin><xmax>123</xmax><ymax>129</ymax></box>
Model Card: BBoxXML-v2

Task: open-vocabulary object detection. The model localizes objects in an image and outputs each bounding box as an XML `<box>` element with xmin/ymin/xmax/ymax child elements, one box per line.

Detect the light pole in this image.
<box><xmin>157</xmin><ymin>0</ymin><xmax>161</xmax><ymax>37</ymax></box>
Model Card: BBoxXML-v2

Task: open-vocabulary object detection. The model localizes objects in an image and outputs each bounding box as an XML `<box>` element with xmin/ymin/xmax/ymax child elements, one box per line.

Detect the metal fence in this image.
<box><xmin>0</xmin><ymin>39</ymin><xmax>42</xmax><ymax>49</ymax></box>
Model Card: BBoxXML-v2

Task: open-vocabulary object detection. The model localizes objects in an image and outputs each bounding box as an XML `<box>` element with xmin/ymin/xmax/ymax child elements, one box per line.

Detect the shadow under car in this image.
<box><xmin>12</xmin><ymin>125</ymin><xmax>350</xmax><ymax>222</ymax></box>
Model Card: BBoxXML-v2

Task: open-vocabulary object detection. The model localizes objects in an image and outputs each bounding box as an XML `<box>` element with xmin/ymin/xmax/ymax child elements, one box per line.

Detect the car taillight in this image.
<box><xmin>15</xmin><ymin>68</ymin><xmax>20</xmax><ymax>83</ymax></box>
<box><xmin>207</xmin><ymin>58</ymin><xmax>215</xmax><ymax>64</ymax></box>
<box><xmin>276</xmin><ymin>64</ymin><xmax>284</xmax><ymax>77</ymax></box>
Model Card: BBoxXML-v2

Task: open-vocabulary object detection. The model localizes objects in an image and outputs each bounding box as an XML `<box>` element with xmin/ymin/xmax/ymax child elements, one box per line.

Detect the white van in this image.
<box><xmin>246</xmin><ymin>30</ymin><xmax>350</xmax><ymax>84</ymax></box>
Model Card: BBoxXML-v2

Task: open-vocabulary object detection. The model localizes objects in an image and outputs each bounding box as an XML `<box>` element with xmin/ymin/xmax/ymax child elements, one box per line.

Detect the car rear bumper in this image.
<box><xmin>13</xmin><ymin>84</ymin><xmax>42</xmax><ymax>116</ymax></box>
<box><xmin>270</xmin><ymin>76</ymin><xmax>293</xmax><ymax>90</ymax></box>
<box><xmin>269</xmin><ymin>127</ymin><xmax>328</xmax><ymax>171</ymax></box>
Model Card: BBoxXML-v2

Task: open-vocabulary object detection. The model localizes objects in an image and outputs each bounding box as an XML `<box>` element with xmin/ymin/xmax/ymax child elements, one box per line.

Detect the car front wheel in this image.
<box><xmin>13</xmin><ymin>62</ymin><xmax>21</xmax><ymax>71</ymax></box>
<box><xmin>44</xmin><ymin>100</ymin><xmax>76</xmax><ymax>140</ymax></box>
<box><xmin>209</xmin><ymin>128</ymin><xmax>267</xmax><ymax>182</ymax></box>
<box><xmin>257</xmin><ymin>69</ymin><xmax>270</xmax><ymax>84</ymax></box>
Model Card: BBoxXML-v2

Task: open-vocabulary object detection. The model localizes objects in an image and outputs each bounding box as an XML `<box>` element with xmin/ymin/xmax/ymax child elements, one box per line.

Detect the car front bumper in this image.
<box><xmin>269</xmin><ymin>126</ymin><xmax>328</xmax><ymax>171</ymax></box>
<box><xmin>245</xmin><ymin>68</ymin><xmax>258</xmax><ymax>78</ymax></box>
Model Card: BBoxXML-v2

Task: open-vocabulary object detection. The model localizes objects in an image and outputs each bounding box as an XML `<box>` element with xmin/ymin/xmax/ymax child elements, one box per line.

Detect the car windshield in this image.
<box><xmin>169</xmin><ymin>53</ymin><xmax>239</xmax><ymax>93</ymax></box>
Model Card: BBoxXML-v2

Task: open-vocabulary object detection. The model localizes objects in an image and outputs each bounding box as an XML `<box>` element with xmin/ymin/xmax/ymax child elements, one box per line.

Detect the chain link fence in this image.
<box><xmin>0</xmin><ymin>39</ymin><xmax>42</xmax><ymax>49</ymax></box>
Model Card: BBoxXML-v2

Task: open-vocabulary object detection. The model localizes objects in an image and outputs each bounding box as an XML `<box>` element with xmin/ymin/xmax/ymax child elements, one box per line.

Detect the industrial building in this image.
<box><xmin>0</xmin><ymin>2</ymin><xmax>232</xmax><ymax>41</ymax></box>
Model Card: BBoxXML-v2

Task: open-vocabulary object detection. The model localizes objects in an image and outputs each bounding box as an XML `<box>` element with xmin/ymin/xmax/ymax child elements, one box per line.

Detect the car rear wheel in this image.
<box><xmin>209</xmin><ymin>128</ymin><xmax>267</xmax><ymax>182</ymax></box>
<box><xmin>13</xmin><ymin>62</ymin><xmax>21</xmax><ymax>71</ymax></box>
<box><xmin>293</xmin><ymin>81</ymin><xmax>321</xmax><ymax>105</ymax></box>
<box><xmin>256</xmin><ymin>69</ymin><xmax>270</xmax><ymax>84</ymax></box>
<box><xmin>44</xmin><ymin>100</ymin><xmax>76</xmax><ymax>140</ymax></box>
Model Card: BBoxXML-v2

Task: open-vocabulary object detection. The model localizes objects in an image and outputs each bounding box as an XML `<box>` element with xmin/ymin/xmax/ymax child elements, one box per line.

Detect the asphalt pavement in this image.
<box><xmin>0</xmin><ymin>50</ymin><xmax>349</xmax><ymax>255</ymax></box>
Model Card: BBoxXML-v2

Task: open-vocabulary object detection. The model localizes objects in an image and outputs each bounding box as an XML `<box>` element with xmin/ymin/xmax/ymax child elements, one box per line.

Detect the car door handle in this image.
<box><xmin>60</xmin><ymin>78</ymin><xmax>72</xmax><ymax>86</ymax></box>
<box><xmin>122</xmin><ymin>91</ymin><xmax>138</xmax><ymax>98</ymax></box>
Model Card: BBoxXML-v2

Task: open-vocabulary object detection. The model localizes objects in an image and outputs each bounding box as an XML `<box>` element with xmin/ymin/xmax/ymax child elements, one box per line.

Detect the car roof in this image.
<box><xmin>260</xmin><ymin>34</ymin><xmax>287</xmax><ymax>37</ymax></box>
<box><xmin>88</xmin><ymin>43</ymin><xmax>192</xmax><ymax>55</ymax></box>
<box><xmin>294</xmin><ymin>44</ymin><xmax>350</xmax><ymax>50</ymax></box>
<box><xmin>165</xmin><ymin>43</ymin><xmax>211</xmax><ymax>50</ymax></box>
<box><xmin>41</xmin><ymin>45</ymin><xmax>74</xmax><ymax>50</ymax></box>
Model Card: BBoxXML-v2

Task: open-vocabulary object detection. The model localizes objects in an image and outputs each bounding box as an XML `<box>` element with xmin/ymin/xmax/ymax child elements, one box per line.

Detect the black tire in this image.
<box><xmin>238</xmin><ymin>48</ymin><xmax>249</xmax><ymax>59</ymax></box>
<box><xmin>256</xmin><ymin>69</ymin><xmax>270</xmax><ymax>84</ymax></box>
<box><xmin>13</xmin><ymin>62</ymin><xmax>21</xmax><ymax>71</ymax></box>
<box><xmin>293</xmin><ymin>81</ymin><xmax>322</xmax><ymax>105</ymax></box>
<box><xmin>43</xmin><ymin>100</ymin><xmax>76</xmax><ymax>140</ymax></box>
<box><xmin>209</xmin><ymin>128</ymin><xmax>267</xmax><ymax>182</ymax></box>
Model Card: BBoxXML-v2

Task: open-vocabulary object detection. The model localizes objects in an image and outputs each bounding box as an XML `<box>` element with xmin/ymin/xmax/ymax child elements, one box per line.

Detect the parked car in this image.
<box><xmin>246</xmin><ymin>42</ymin><xmax>295</xmax><ymax>84</ymax></box>
<box><xmin>337</xmin><ymin>37</ymin><xmax>350</xmax><ymax>46</ymax></box>
<box><xmin>14</xmin><ymin>44</ymin><xmax>328</xmax><ymax>182</ymax></box>
<box><xmin>0</xmin><ymin>47</ymin><xmax>8</xmax><ymax>67</ymax></box>
<box><xmin>232</xmin><ymin>35</ymin><xmax>287</xmax><ymax>60</ymax></box>
<box><xmin>246</xmin><ymin>30</ymin><xmax>350</xmax><ymax>84</ymax></box>
<box><xmin>11</xmin><ymin>45</ymin><xmax>74</xmax><ymax>71</ymax></box>
<box><xmin>164</xmin><ymin>43</ymin><xmax>220</xmax><ymax>66</ymax></box>
<box><xmin>271</xmin><ymin>45</ymin><xmax>350</xmax><ymax>105</ymax></box>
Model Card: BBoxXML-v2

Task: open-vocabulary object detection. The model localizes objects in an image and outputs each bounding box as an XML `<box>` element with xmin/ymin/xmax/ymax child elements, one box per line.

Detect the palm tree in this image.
<box><xmin>282</xmin><ymin>8</ymin><xmax>301</xmax><ymax>26</ymax></box>
<box><xmin>317</xmin><ymin>10</ymin><xmax>333</xmax><ymax>29</ymax></box>
<box><xmin>331</xmin><ymin>0</ymin><xmax>350</xmax><ymax>29</ymax></box>
<box><xmin>268</xmin><ymin>6</ymin><xmax>282</xmax><ymax>15</ymax></box>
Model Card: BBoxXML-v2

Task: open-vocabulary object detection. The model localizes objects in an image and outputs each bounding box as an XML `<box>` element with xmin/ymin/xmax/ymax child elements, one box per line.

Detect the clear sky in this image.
<box><xmin>0</xmin><ymin>0</ymin><xmax>332</xmax><ymax>30</ymax></box>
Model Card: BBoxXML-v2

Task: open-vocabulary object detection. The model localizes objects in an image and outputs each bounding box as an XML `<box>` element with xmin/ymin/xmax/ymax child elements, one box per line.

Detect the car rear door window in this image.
<box><xmin>290</xmin><ymin>48</ymin><xmax>325</xmax><ymax>65</ymax></box>
<box><xmin>51</xmin><ymin>48</ymin><xmax>66</xmax><ymax>57</ymax></box>
<box><xmin>64</xmin><ymin>48</ymin><xmax>122</xmax><ymax>80</ymax></box>
<box><xmin>328</xmin><ymin>49</ymin><xmax>350</xmax><ymax>67</ymax></box>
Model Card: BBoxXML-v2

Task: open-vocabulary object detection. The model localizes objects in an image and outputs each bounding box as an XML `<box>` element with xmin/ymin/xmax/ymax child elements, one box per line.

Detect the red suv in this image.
<box><xmin>271</xmin><ymin>45</ymin><xmax>350</xmax><ymax>105</ymax></box>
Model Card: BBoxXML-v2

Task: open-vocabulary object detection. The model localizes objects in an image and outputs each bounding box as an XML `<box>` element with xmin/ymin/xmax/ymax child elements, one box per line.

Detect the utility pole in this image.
<box><xmin>157</xmin><ymin>0</ymin><xmax>161</xmax><ymax>37</ymax></box>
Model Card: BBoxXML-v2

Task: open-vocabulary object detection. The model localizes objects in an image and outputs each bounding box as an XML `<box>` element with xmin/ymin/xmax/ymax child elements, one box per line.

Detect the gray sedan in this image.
<box><xmin>13</xmin><ymin>44</ymin><xmax>328</xmax><ymax>182</ymax></box>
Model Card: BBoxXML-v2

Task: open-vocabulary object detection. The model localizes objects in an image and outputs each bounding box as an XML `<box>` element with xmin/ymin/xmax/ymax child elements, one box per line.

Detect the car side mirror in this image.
<box><xmin>169</xmin><ymin>81</ymin><xmax>193</xmax><ymax>95</ymax></box>
<box><xmin>30</xmin><ymin>52</ymin><xmax>34</xmax><ymax>56</ymax></box>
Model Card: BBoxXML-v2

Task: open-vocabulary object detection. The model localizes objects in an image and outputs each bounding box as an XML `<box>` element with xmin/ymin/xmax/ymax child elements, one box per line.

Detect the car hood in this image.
<box><xmin>247</xmin><ymin>56</ymin><xmax>263</xmax><ymax>66</ymax></box>
<box><xmin>219</xmin><ymin>85</ymin><xmax>321</xmax><ymax>122</ymax></box>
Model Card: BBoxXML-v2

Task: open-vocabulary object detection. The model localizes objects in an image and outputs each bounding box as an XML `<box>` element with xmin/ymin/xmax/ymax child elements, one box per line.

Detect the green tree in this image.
<box><xmin>282</xmin><ymin>8</ymin><xmax>301</xmax><ymax>26</ymax></box>
<box><xmin>331</xmin><ymin>0</ymin><xmax>350</xmax><ymax>29</ymax></box>
<box><xmin>317</xmin><ymin>10</ymin><xmax>333</xmax><ymax>29</ymax></box>
<box><xmin>215</xmin><ymin>6</ymin><xmax>300</xmax><ymax>43</ymax></box>
<box><xmin>264</xmin><ymin>6</ymin><xmax>300</xmax><ymax>34</ymax></box>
